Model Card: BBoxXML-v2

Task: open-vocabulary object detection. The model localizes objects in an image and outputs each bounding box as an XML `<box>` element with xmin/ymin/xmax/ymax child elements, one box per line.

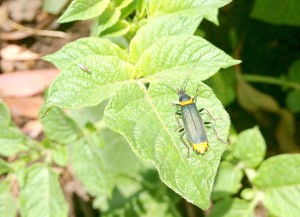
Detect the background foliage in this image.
<box><xmin>1</xmin><ymin>0</ymin><xmax>300</xmax><ymax>216</ymax></box>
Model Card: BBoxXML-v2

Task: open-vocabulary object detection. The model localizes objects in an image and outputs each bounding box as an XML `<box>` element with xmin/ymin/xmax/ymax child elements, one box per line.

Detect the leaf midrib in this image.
<box><xmin>137</xmin><ymin>81</ymin><xmax>202</xmax><ymax>197</ymax></box>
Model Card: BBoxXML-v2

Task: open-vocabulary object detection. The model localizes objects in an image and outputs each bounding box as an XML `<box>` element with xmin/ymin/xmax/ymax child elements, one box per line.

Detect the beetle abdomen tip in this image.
<box><xmin>192</xmin><ymin>142</ymin><xmax>208</xmax><ymax>154</ymax></box>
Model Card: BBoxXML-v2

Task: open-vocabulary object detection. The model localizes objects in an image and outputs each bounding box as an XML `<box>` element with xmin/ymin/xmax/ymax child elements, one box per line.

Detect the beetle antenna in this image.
<box><xmin>156</xmin><ymin>76</ymin><xmax>177</xmax><ymax>94</ymax></box>
<box><xmin>181</xmin><ymin>73</ymin><xmax>191</xmax><ymax>91</ymax></box>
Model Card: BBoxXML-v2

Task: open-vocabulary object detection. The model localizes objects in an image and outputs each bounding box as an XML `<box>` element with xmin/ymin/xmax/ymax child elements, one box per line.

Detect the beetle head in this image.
<box><xmin>177</xmin><ymin>73</ymin><xmax>192</xmax><ymax>102</ymax></box>
<box><xmin>177</xmin><ymin>89</ymin><xmax>191</xmax><ymax>102</ymax></box>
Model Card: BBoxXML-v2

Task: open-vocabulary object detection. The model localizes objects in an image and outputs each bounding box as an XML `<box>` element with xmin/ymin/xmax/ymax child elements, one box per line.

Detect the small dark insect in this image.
<box><xmin>77</xmin><ymin>63</ymin><xmax>91</xmax><ymax>74</ymax></box>
<box><xmin>171</xmin><ymin>74</ymin><xmax>228</xmax><ymax>156</ymax></box>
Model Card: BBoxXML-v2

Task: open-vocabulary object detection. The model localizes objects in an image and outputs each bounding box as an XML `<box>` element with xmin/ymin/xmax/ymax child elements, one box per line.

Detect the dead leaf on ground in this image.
<box><xmin>275</xmin><ymin>109</ymin><xmax>298</xmax><ymax>153</ymax></box>
<box><xmin>3</xmin><ymin>96</ymin><xmax>43</xmax><ymax>119</ymax></box>
<box><xmin>237</xmin><ymin>78</ymin><xmax>280</xmax><ymax>113</ymax></box>
<box><xmin>8</xmin><ymin>0</ymin><xmax>42</xmax><ymax>22</ymax></box>
<box><xmin>0</xmin><ymin>69</ymin><xmax>59</xmax><ymax>97</ymax></box>
<box><xmin>22</xmin><ymin>119</ymin><xmax>43</xmax><ymax>138</ymax></box>
<box><xmin>1</xmin><ymin>44</ymin><xmax>41</xmax><ymax>61</ymax></box>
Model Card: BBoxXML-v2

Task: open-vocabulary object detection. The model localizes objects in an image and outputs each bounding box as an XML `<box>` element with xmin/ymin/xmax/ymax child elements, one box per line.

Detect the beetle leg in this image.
<box><xmin>199</xmin><ymin>108</ymin><xmax>219</xmax><ymax>121</ymax></box>
<box><xmin>174</xmin><ymin>125</ymin><xmax>183</xmax><ymax>132</ymax></box>
<box><xmin>174</xmin><ymin>113</ymin><xmax>183</xmax><ymax>131</ymax></box>
<box><xmin>174</xmin><ymin>112</ymin><xmax>190</xmax><ymax>157</ymax></box>
<box><xmin>192</xmin><ymin>87</ymin><xmax>199</xmax><ymax>102</ymax></box>
<box><xmin>179</xmin><ymin>131</ymin><xmax>190</xmax><ymax>157</ymax></box>
<box><xmin>174</xmin><ymin>113</ymin><xmax>182</xmax><ymax>120</ymax></box>
<box><xmin>174</xmin><ymin>112</ymin><xmax>183</xmax><ymax>132</ymax></box>
<box><xmin>204</xmin><ymin>122</ymin><xmax>229</xmax><ymax>144</ymax></box>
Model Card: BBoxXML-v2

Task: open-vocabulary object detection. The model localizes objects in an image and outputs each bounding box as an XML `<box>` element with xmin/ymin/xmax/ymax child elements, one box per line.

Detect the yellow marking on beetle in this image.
<box><xmin>192</xmin><ymin>142</ymin><xmax>208</xmax><ymax>154</ymax></box>
<box><xmin>179</xmin><ymin>98</ymin><xmax>193</xmax><ymax>106</ymax></box>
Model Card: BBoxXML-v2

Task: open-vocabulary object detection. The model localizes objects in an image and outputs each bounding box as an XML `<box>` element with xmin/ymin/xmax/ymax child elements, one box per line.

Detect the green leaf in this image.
<box><xmin>41</xmin><ymin>107</ymin><xmax>81</xmax><ymax>144</ymax></box>
<box><xmin>136</xmin><ymin>0</ymin><xmax>147</xmax><ymax>18</ymax></box>
<box><xmin>112</xmin><ymin>0</ymin><xmax>133</xmax><ymax>9</ymax></box>
<box><xmin>251</xmin><ymin>0</ymin><xmax>300</xmax><ymax>26</ymax></box>
<box><xmin>100</xmin><ymin>20</ymin><xmax>130</xmax><ymax>38</ymax></box>
<box><xmin>130</xmin><ymin>14</ymin><xmax>203</xmax><ymax>62</ymax></box>
<box><xmin>149</xmin><ymin>0</ymin><xmax>231</xmax><ymax>24</ymax></box>
<box><xmin>241</xmin><ymin>188</ymin><xmax>254</xmax><ymax>201</ymax></box>
<box><xmin>58</xmin><ymin>0</ymin><xmax>110</xmax><ymax>23</ymax></box>
<box><xmin>0</xmin><ymin>127</ymin><xmax>28</xmax><ymax>157</ymax></box>
<box><xmin>52</xmin><ymin>145</ymin><xmax>69</xmax><ymax>167</ymax></box>
<box><xmin>71</xmin><ymin>138</ymin><xmax>113</xmax><ymax>197</ymax></box>
<box><xmin>20</xmin><ymin>165</ymin><xmax>68</xmax><ymax>217</ymax></box>
<box><xmin>232</xmin><ymin>126</ymin><xmax>266</xmax><ymax>168</ymax></box>
<box><xmin>208</xmin><ymin>198</ymin><xmax>254</xmax><ymax>217</ymax></box>
<box><xmin>67</xmin><ymin>102</ymin><xmax>106</xmax><ymax>128</ymax></box>
<box><xmin>0</xmin><ymin>180</ymin><xmax>17</xmax><ymax>217</ymax></box>
<box><xmin>97</xmin><ymin>7</ymin><xmax>121</xmax><ymax>35</ymax></box>
<box><xmin>203</xmin><ymin>8</ymin><xmax>219</xmax><ymax>25</ymax></box>
<box><xmin>119</xmin><ymin>0</ymin><xmax>137</xmax><ymax>19</ymax></box>
<box><xmin>0</xmin><ymin>159</ymin><xmax>12</xmax><ymax>175</ymax></box>
<box><xmin>92</xmin><ymin>128</ymin><xmax>154</xmax><ymax>211</ymax></box>
<box><xmin>104</xmin><ymin>74</ymin><xmax>231</xmax><ymax>209</ymax></box>
<box><xmin>212</xmin><ymin>161</ymin><xmax>243</xmax><ymax>200</ymax></box>
<box><xmin>0</xmin><ymin>102</ymin><xmax>10</xmax><ymax>127</ymax></box>
<box><xmin>44</xmin><ymin>55</ymin><xmax>133</xmax><ymax>112</ymax></box>
<box><xmin>253</xmin><ymin>154</ymin><xmax>300</xmax><ymax>217</ymax></box>
<box><xmin>288</xmin><ymin>59</ymin><xmax>300</xmax><ymax>82</ymax></box>
<box><xmin>102</xmin><ymin>190</ymin><xmax>181</xmax><ymax>217</ymax></box>
<box><xmin>205</xmin><ymin>68</ymin><xmax>236</xmax><ymax>106</ymax></box>
<box><xmin>135</xmin><ymin>35</ymin><xmax>240</xmax><ymax>78</ymax></box>
<box><xmin>99</xmin><ymin>128</ymin><xmax>145</xmax><ymax>176</ymax></box>
<box><xmin>43</xmin><ymin>37</ymin><xmax>129</xmax><ymax>70</ymax></box>
<box><xmin>286</xmin><ymin>90</ymin><xmax>300</xmax><ymax>112</ymax></box>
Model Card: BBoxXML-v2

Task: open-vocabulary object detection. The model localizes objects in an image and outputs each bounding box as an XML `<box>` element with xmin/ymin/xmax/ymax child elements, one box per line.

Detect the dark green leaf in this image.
<box><xmin>205</xmin><ymin>68</ymin><xmax>236</xmax><ymax>106</ymax></box>
<box><xmin>251</xmin><ymin>0</ymin><xmax>300</xmax><ymax>26</ymax></box>
<box><xmin>286</xmin><ymin>90</ymin><xmax>300</xmax><ymax>112</ymax></box>
<box><xmin>288</xmin><ymin>59</ymin><xmax>300</xmax><ymax>82</ymax></box>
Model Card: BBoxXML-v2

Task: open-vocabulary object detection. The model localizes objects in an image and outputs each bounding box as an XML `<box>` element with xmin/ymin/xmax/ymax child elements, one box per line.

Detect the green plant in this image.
<box><xmin>210</xmin><ymin>127</ymin><xmax>300</xmax><ymax>217</ymax></box>
<box><xmin>1</xmin><ymin>0</ymin><xmax>300</xmax><ymax>217</ymax></box>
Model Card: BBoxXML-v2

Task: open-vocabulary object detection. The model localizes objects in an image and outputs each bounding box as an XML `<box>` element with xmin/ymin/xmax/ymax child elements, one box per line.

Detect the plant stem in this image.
<box><xmin>243</xmin><ymin>74</ymin><xmax>300</xmax><ymax>91</ymax></box>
